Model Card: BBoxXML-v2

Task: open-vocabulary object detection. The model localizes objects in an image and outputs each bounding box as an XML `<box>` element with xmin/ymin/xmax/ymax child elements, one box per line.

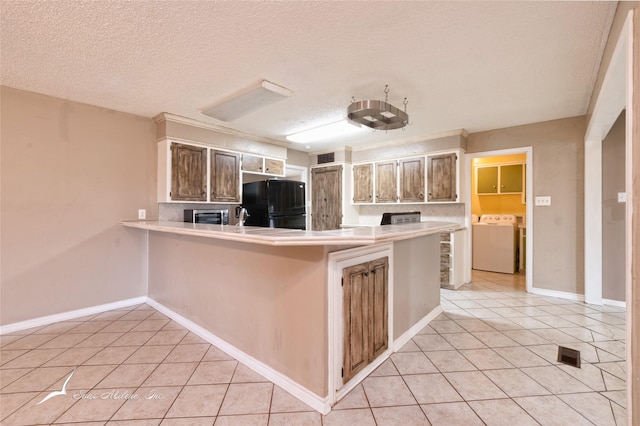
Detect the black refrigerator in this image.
<box><xmin>242</xmin><ymin>180</ymin><xmax>306</xmax><ymax>230</ymax></box>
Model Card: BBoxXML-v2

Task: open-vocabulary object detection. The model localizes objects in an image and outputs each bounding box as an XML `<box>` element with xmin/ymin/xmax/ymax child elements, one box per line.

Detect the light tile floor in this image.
<box><xmin>0</xmin><ymin>271</ymin><xmax>627</xmax><ymax>425</ymax></box>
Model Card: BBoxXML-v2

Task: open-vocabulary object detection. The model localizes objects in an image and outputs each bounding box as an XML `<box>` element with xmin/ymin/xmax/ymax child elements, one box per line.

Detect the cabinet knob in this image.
<box><xmin>419</xmin><ymin>193</ymin><xmax>423</xmax><ymax>197</ymax></box>
<box><xmin>369</xmin><ymin>194</ymin><xmax>372</xmax><ymax>198</ymax></box>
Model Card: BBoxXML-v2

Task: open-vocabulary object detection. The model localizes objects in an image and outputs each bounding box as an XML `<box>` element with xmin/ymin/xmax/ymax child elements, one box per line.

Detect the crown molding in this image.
<box><xmin>349</xmin><ymin>129</ymin><xmax>468</xmax><ymax>152</ymax></box>
<box><xmin>153</xmin><ymin>112</ymin><xmax>290</xmax><ymax>148</ymax></box>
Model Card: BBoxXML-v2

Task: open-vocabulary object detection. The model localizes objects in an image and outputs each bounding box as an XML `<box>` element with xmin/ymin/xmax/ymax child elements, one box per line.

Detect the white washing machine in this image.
<box><xmin>472</xmin><ymin>214</ymin><xmax>519</xmax><ymax>274</ymax></box>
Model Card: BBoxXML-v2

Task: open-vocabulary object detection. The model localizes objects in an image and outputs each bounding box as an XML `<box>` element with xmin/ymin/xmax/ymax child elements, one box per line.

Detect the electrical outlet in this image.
<box><xmin>535</xmin><ymin>196</ymin><xmax>551</xmax><ymax>206</ymax></box>
<box><xmin>618</xmin><ymin>192</ymin><xmax>627</xmax><ymax>203</ymax></box>
<box><xmin>138</xmin><ymin>209</ymin><xmax>146</xmax><ymax>220</ymax></box>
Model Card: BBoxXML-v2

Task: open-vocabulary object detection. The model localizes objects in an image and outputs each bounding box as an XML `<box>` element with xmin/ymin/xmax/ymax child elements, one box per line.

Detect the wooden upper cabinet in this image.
<box><xmin>399</xmin><ymin>157</ymin><xmax>425</xmax><ymax>202</ymax></box>
<box><xmin>241</xmin><ymin>154</ymin><xmax>263</xmax><ymax>173</ymax></box>
<box><xmin>499</xmin><ymin>164</ymin><xmax>523</xmax><ymax>193</ymax></box>
<box><xmin>427</xmin><ymin>153</ymin><xmax>457</xmax><ymax>202</ymax></box>
<box><xmin>311</xmin><ymin>165</ymin><xmax>342</xmax><ymax>231</ymax></box>
<box><xmin>171</xmin><ymin>142</ymin><xmax>207</xmax><ymax>201</ymax></box>
<box><xmin>353</xmin><ymin>163</ymin><xmax>373</xmax><ymax>203</ymax></box>
<box><xmin>476</xmin><ymin>166</ymin><xmax>499</xmax><ymax>194</ymax></box>
<box><xmin>241</xmin><ymin>154</ymin><xmax>285</xmax><ymax>176</ymax></box>
<box><xmin>264</xmin><ymin>158</ymin><xmax>284</xmax><ymax>175</ymax></box>
<box><xmin>342</xmin><ymin>256</ymin><xmax>388</xmax><ymax>383</ymax></box>
<box><xmin>376</xmin><ymin>161</ymin><xmax>398</xmax><ymax>203</ymax></box>
<box><xmin>210</xmin><ymin>150</ymin><xmax>241</xmax><ymax>203</ymax></box>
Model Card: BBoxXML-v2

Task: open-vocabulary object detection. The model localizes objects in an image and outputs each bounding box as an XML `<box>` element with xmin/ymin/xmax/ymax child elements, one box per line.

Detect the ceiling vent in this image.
<box><xmin>317</xmin><ymin>153</ymin><xmax>335</xmax><ymax>164</ymax></box>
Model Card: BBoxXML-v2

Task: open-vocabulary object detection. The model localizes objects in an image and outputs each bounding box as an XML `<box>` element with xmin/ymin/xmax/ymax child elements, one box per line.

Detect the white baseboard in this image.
<box><xmin>602</xmin><ymin>298</ymin><xmax>626</xmax><ymax>309</ymax></box>
<box><xmin>145</xmin><ymin>297</ymin><xmax>331</xmax><ymax>415</ymax></box>
<box><xmin>529</xmin><ymin>287</ymin><xmax>585</xmax><ymax>302</ymax></box>
<box><xmin>392</xmin><ymin>305</ymin><xmax>444</xmax><ymax>352</ymax></box>
<box><xmin>0</xmin><ymin>296</ymin><xmax>147</xmax><ymax>335</ymax></box>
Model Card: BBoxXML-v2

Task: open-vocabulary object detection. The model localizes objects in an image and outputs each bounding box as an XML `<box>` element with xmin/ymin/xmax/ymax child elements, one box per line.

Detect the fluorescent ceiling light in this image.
<box><xmin>286</xmin><ymin>119</ymin><xmax>365</xmax><ymax>144</ymax></box>
<box><xmin>200</xmin><ymin>80</ymin><xmax>292</xmax><ymax>122</ymax></box>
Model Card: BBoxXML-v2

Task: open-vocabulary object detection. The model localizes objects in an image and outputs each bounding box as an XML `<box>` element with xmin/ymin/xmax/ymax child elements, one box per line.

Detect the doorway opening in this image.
<box><xmin>464</xmin><ymin>148</ymin><xmax>533</xmax><ymax>293</ymax></box>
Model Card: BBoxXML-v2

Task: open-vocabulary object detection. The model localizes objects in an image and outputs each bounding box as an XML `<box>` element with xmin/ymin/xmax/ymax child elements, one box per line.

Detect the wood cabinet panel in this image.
<box><xmin>170</xmin><ymin>142</ymin><xmax>207</xmax><ymax>201</ymax></box>
<box><xmin>369</xmin><ymin>258</ymin><xmax>389</xmax><ymax>360</ymax></box>
<box><xmin>210</xmin><ymin>150</ymin><xmax>241</xmax><ymax>203</ymax></box>
<box><xmin>476</xmin><ymin>163</ymin><xmax>523</xmax><ymax>195</ymax></box>
<box><xmin>399</xmin><ymin>157</ymin><xmax>425</xmax><ymax>202</ymax></box>
<box><xmin>311</xmin><ymin>165</ymin><xmax>342</xmax><ymax>231</ymax></box>
<box><xmin>376</xmin><ymin>161</ymin><xmax>397</xmax><ymax>203</ymax></box>
<box><xmin>342</xmin><ymin>263</ymin><xmax>369</xmax><ymax>382</ymax></box>
<box><xmin>427</xmin><ymin>153</ymin><xmax>457</xmax><ymax>202</ymax></box>
<box><xmin>342</xmin><ymin>257</ymin><xmax>388</xmax><ymax>383</ymax></box>
<box><xmin>476</xmin><ymin>166</ymin><xmax>499</xmax><ymax>194</ymax></box>
<box><xmin>242</xmin><ymin>154</ymin><xmax>263</xmax><ymax>173</ymax></box>
<box><xmin>264</xmin><ymin>158</ymin><xmax>285</xmax><ymax>175</ymax></box>
<box><xmin>353</xmin><ymin>163</ymin><xmax>373</xmax><ymax>203</ymax></box>
<box><xmin>499</xmin><ymin>164</ymin><xmax>523</xmax><ymax>193</ymax></box>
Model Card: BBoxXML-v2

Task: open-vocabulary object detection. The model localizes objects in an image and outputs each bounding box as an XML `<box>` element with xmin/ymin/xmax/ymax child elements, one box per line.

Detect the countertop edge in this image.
<box><xmin>121</xmin><ymin>220</ymin><xmax>464</xmax><ymax>246</ymax></box>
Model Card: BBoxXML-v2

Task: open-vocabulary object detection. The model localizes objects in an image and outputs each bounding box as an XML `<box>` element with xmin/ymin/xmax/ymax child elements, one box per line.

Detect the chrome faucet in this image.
<box><xmin>237</xmin><ymin>207</ymin><xmax>249</xmax><ymax>226</ymax></box>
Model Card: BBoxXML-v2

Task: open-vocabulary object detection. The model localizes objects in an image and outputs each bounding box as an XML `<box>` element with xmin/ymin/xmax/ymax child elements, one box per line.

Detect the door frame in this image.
<box><xmin>583</xmin><ymin>10</ymin><xmax>635</xmax><ymax>422</ymax></box>
<box><xmin>584</xmin><ymin>13</ymin><xmax>632</xmax><ymax>306</ymax></box>
<box><xmin>463</xmin><ymin>147</ymin><xmax>533</xmax><ymax>293</ymax></box>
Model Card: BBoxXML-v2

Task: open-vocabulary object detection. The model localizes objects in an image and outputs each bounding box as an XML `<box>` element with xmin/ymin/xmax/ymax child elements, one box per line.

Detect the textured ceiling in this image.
<box><xmin>0</xmin><ymin>1</ymin><xmax>616</xmax><ymax>152</ymax></box>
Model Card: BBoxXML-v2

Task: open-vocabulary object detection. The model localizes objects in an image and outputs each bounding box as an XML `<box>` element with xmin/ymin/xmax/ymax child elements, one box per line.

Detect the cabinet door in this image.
<box><xmin>264</xmin><ymin>158</ymin><xmax>285</xmax><ymax>175</ymax></box>
<box><xmin>376</xmin><ymin>161</ymin><xmax>398</xmax><ymax>203</ymax></box>
<box><xmin>242</xmin><ymin>154</ymin><xmax>263</xmax><ymax>173</ymax></box>
<box><xmin>171</xmin><ymin>143</ymin><xmax>207</xmax><ymax>201</ymax></box>
<box><xmin>311</xmin><ymin>166</ymin><xmax>342</xmax><ymax>230</ymax></box>
<box><xmin>342</xmin><ymin>263</ymin><xmax>370</xmax><ymax>383</ymax></box>
<box><xmin>353</xmin><ymin>163</ymin><xmax>373</xmax><ymax>203</ymax></box>
<box><xmin>499</xmin><ymin>164</ymin><xmax>523</xmax><ymax>193</ymax></box>
<box><xmin>399</xmin><ymin>157</ymin><xmax>425</xmax><ymax>202</ymax></box>
<box><xmin>368</xmin><ymin>257</ymin><xmax>388</xmax><ymax>360</ymax></box>
<box><xmin>210</xmin><ymin>150</ymin><xmax>241</xmax><ymax>203</ymax></box>
<box><xmin>476</xmin><ymin>166</ymin><xmax>498</xmax><ymax>194</ymax></box>
<box><xmin>342</xmin><ymin>257</ymin><xmax>388</xmax><ymax>383</ymax></box>
<box><xmin>427</xmin><ymin>153</ymin><xmax>457</xmax><ymax>202</ymax></box>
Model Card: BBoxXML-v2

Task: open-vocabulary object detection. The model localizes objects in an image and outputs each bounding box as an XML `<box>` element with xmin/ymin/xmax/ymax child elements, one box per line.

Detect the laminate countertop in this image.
<box><xmin>122</xmin><ymin>220</ymin><xmax>463</xmax><ymax>247</ymax></box>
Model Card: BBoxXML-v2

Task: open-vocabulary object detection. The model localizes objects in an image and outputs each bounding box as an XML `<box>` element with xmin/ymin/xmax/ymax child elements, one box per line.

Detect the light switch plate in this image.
<box><xmin>138</xmin><ymin>209</ymin><xmax>146</xmax><ymax>220</ymax></box>
<box><xmin>535</xmin><ymin>196</ymin><xmax>551</xmax><ymax>206</ymax></box>
<box><xmin>618</xmin><ymin>192</ymin><xmax>627</xmax><ymax>203</ymax></box>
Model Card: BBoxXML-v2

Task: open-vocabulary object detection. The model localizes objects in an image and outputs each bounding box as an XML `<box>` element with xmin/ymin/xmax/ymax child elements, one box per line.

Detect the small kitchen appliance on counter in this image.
<box><xmin>184</xmin><ymin>209</ymin><xmax>229</xmax><ymax>224</ymax></box>
<box><xmin>380</xmin><ymin>211</ymin><xmax>421</xmax><ymax>225</ymax></box>
<box><xmin>241</xmin><ymin>180</ymin><xmax>306</xmax><ymax>230</ymax></box>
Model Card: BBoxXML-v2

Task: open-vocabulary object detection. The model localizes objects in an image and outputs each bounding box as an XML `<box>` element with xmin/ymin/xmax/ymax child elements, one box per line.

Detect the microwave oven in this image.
<box><xmin>184</xmin><ymin>209</ymin><xmax>229</xmax><ymax>224</ymax></box>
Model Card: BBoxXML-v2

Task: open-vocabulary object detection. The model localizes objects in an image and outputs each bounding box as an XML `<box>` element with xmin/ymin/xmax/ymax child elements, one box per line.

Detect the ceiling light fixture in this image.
<box><xmin>286</xmin><ymin>119</ymin><xmax>365</xmax><ymax>144</ymax></box>
<box><xmin>200</xmin><ymin>80</ymin><xmax>292</xmax><ymax>122</ymax></box>
<box><xmin>348</xmin><ymin>85</ymin><xmax>408</xmax><ymax>131</ymax></box>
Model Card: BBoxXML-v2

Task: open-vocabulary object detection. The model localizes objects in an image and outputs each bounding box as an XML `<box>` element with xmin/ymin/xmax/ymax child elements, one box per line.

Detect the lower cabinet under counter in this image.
<box><xmin>145</xmin><ymin>230</ymin><xmax>442</xmax><ymax>414</ymax></box>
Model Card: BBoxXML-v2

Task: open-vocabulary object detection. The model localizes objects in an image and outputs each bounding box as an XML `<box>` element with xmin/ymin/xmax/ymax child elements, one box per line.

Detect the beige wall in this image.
<box><xmin>393</xmin><ymin>234</ymin><xmax>441</xmax><ymax>338</ymax></box>
<box><xmin>602</xmin><ymin>111</ymin><xmax>626</xmax><ymax>302</ymax></box>
<box><xmin>0</xmin><ymin>87</ymin><xmax>156</xmax><ymax>325</ymax></box>
<box><xmin>467</xmin><ymin>116</ymin><xmax>586</xmax><ymax>294</ymax></box>
<box><xmin>147</xmin><ymin>232</ymin><xmax>329</xmax><ymax>396</ymax></box>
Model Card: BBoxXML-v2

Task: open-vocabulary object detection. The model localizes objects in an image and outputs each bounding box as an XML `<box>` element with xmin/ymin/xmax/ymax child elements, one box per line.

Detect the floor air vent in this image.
<box><xmin>557</xmin><ymin>346</ymin><xmax>581</xmax><ymax>368</ymax></box>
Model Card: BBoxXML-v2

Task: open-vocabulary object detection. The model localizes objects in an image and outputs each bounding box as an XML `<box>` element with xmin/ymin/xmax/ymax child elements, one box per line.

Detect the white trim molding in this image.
<box><xmin>0</xmin><ymin>297</ymin><xmax>147</xmax><ymax>335</ymax></box>
<box><xmin>529</xmin><ymin>287</ymin><xmax>585</xmax><ymax>302</ymax></box>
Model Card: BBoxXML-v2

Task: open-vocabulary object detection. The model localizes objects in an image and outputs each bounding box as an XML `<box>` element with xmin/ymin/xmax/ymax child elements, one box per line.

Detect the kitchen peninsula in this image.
<box><xmin>123</xmin><ymin>219</ymin><xmax>462</xmax><ymax>413</ymax></box>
